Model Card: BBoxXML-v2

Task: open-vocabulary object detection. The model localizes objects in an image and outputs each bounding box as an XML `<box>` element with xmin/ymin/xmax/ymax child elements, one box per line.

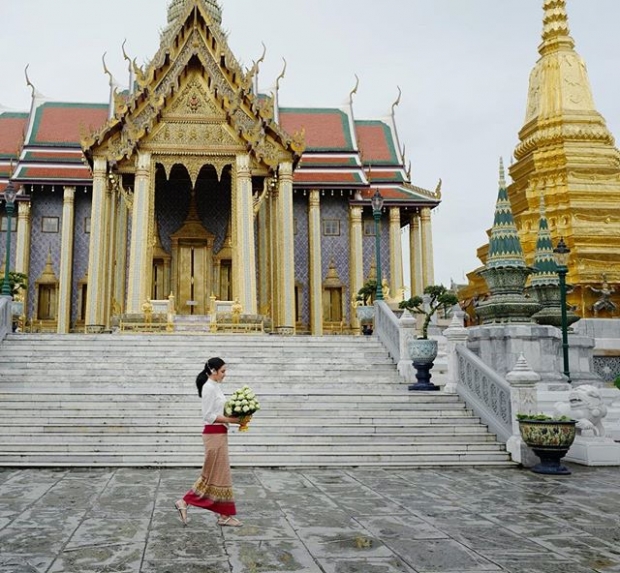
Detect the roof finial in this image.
<box><xmin>391</xmin><ymin>86</ymin><xmax>402</xmax><ymax>118</ymax></box>
<box><xmin>24</xmin><ymin>65</ymin><xmax>37</xmax><ymax>97</ymax></box>
<box><xmin>540</xmin><ymin>0</ymin><xmax>574</xmax><ymax>54</ymax></box>
<box><xmin>275</xmin><ymin>58</ymin><xmax>287</xmax><ymax>92</ymax></box>
<box><xmin>499</xmin><ymin>156</ymin><xmax>506</xmax><ymax>189</ymax></box>
<box><xmin>349</xmin><ymin>74</ymin><xmax>359</xmax><ymax>107</ymax></box>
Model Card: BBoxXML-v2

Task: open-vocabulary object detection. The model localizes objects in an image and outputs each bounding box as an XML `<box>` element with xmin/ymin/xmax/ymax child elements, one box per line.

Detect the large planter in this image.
<box><xmin>408</xmin><ymin>338</ymin><xmax>438</xmax><ymax>364</ymax></box>
<box><xmin>407</xmin><ymin>338</ymin><xmax>439</xmax><ymax>391</ymax></box>
<box><xmin>518</xmin><ymin>419</ymin><xmax>577</xmax><ymax>475</ymax></box>
<box><xmin>11</xmin><ymin>301</ymin><xmax>24</xmax><ymax>317</ymax></box>
<box><xmin>355</xmin><ymin>306</ymin><xmax>375</xmax><ymax>335</ymax></box>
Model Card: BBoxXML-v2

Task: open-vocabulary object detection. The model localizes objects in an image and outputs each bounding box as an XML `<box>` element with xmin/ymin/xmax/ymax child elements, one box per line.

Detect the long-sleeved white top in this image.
<box><xmin>201</xmin><ymin>379</ymin><xmax>226</xmax><ymax>425</ymax></box>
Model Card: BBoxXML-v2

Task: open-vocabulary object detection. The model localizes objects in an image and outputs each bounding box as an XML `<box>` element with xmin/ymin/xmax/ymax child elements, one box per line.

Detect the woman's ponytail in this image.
<box><xmin>195</xmin><ymin>357</ymin><xmax>225</xmax><ymax>396</ymax></box>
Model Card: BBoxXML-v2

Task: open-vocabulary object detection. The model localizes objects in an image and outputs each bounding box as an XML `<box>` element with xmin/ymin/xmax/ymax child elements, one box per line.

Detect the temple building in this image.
<box><xmin>461</xmin><ymin>0</ymin><xmax>620</xmax><ymax>319</ymax></box>
<box><xmin>0</xmin><ymin>0</ymin><xmax>440</xmax><ymax>335</ymax></box>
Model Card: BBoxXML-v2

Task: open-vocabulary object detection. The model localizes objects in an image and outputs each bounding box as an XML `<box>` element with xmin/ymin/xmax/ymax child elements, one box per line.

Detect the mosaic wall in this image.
<box><xmin>320</xmin><ymin>194</ymin><xmax>352</xmax><ymax>323</ymax></box>
<box><xmin>71</xmin><ymin>190</ymin><xmax>92</xmax><ymax>325</ymax></box>
<box><xmin>293</xmin><ymin>193</ymin><xmax>310</xmax><ymax>327</ymax></box>
<box><xmin>27</xmin><ymin>188</ymin><xmax>63</xmax><ymax>318</ymax></box>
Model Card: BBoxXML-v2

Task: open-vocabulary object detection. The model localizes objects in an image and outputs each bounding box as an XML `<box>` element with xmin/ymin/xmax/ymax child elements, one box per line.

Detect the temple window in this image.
<box><xmin>322</xmin><ymin>219</ymin><xmax>340</xmax><ymax>236</ymax></box>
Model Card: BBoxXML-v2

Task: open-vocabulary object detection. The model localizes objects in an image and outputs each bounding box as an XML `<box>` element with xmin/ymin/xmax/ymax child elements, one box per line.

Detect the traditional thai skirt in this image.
<box><xmin>182</xmin><ymin>424</ymin><xmax>237</xmax><ymax>516</ymax></box>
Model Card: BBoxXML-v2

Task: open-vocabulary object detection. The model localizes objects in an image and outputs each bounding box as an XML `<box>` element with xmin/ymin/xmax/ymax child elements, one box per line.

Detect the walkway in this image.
<box><xmin>0</xmin><ymin>465</ymin><xmax>618</xmax><ymax>572</ymax></box>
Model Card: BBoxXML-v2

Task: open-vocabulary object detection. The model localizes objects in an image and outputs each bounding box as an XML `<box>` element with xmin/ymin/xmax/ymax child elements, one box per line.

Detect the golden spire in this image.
<box><xmin>540</xmin><ymin>0</ymin><xmax>574</xmax><ymax>54</ymax></box>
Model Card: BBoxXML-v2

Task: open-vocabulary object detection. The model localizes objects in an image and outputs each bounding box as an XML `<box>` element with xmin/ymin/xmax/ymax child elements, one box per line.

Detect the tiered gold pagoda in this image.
<box><xmin>462</xmin><ymin>0</ymin><xmax>620</xmax><ymax>318</ymax></box>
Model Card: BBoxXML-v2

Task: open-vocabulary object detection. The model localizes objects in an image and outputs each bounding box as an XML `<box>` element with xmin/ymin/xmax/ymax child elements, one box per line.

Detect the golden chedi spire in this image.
<box><xmin>505</xmin><ymin>0</ymin><xmax>620</xmax><ymax>317</ymax></box>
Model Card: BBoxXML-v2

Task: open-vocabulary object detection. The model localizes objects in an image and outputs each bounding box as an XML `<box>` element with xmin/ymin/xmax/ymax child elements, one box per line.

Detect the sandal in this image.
<box><xmin>174</xmin><ymin>501</ymin><xmax>189</xmax><ymax>526</ymax></box>
<box><xmin>218</xmin><ymin>516</ymin><xmax>243</xmax><ymax>527</ymax></box>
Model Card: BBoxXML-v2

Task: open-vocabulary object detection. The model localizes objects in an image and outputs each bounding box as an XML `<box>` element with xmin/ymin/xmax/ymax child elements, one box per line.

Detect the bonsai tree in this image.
<box><xmin>398</xmin><ymin>284</ymin><xmax>459</xmax><ymax>339</ymax></box>
<box><xmin>356</xmin><ymin>279</ymin><xmax>377</xmax><ymax>306</ymax></box>
<box><xmin>8</xmin><ymin>272</ymin><xmax>27</xmax><ymax>298</ymax></box>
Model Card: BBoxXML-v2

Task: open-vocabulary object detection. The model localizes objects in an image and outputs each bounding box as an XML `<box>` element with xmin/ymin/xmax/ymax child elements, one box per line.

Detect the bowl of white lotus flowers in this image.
<box><xmin>225</xmin><ymin>385</ymin><xmax>261</xmax><ymax>432</ymax></box>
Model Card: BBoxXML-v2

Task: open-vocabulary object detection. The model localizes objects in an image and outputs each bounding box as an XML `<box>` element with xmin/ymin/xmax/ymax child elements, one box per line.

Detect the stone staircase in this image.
<box><xmin>0</xmin><ymin>333</ymin><xmax>513</xmax><ymax>467</ymax></box>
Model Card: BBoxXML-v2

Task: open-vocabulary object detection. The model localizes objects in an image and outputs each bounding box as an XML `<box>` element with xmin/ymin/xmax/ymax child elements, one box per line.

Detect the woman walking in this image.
<box><xmin>174</xmin><ymin>357</ymin><xmax>243</xmax><ymax>527</ymax></box>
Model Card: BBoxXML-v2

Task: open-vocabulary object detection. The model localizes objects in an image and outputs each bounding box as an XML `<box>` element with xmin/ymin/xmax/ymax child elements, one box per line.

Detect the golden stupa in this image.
<box><xmin>462</xmin><ymin>0</ymin><xmax>620</xmax><ymax>318</ymax></box>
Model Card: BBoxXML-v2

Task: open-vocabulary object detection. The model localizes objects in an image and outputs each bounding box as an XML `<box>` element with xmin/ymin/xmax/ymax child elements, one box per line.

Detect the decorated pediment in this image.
<box><xmin>83</xmin><ymin>1</ymin><xmax>301</xmax><ymax>171</ymax></box>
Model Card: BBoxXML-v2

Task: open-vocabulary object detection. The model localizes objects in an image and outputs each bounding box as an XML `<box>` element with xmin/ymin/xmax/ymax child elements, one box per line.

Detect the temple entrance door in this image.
<box><xmin>177</xmin><ymin>243</ymin><xmax>210</xmax><ymax>315</ymax></box>
<box><xmin>219</xmin><ymin>259</ymin><xmax>232</xmax><ymax>301</ymax></box>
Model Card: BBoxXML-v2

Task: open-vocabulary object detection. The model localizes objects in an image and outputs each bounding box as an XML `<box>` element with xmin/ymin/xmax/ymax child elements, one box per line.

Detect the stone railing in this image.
<box><xmin>373</xmin><ymin>300</ymin><xmax>401</xmax><ymax>362</ymax></box>
<box><xmin>455</xmin><ymin>344</ymin><xmax>513</xmax><ymax>442</ymax></box>
<box><xmin>0</xmin><ymin>296</ymin><xmax>11</xmax><ymax>344</ymax></box>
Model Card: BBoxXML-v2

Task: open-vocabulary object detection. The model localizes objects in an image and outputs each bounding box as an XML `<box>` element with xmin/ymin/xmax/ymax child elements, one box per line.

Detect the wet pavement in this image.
<box><xmin>0</xmin><ymin>465</ymin><xmax>619</xmax><ymax>573</ymax></box>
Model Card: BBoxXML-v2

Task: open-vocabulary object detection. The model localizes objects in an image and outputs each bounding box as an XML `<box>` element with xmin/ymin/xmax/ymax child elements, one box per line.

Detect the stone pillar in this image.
<box><xmin>389</xmin><ymin>207</ymin><xmax>403</xmax><ymax>300</ymax></box>
<box><xmin>126</xmin><ymin>152</ymin><xmax>152</xmax><ymax>314</ymax></box>
<box><xmin>349</xmin><ymin>205</ymin><xmax>363</xmax><ymax>329</ymax></box>
<box><xmin>234</xmin><ymin>154</ymin><xmax>257</xmax><ymax>314</ymax></box>
<box><xmin>57</xmin><ymin>186</ymin><xmax>75</xmax><ymax>334</ymax></box>
<box><xmin>15</xmin><ymin>201</ymin><xmax>31</xmax><ymax>276</ymax></box>
<box><xmin>397</xmin><ymin>309</ymin><xmax>417</xmax><ymax>383</ymax></box>
<box><xmin>409</xmin><ymin>212</ymin><xmax>423</xmax><ymax>296</ymax></box>
<box><xmin>443</xmin><ymin>312</ymin><xmax>469</xmax><ymax>394</ymax></box>
<box><xmin>85</xmin><ymin>157</ymin><xmax>108</xmax><ymax>325</ymax></box>
<box><xmin>308</xmin><ymin>189</ymin><xmax>323</xmax><ymax>335</ymax></box>
<box><xmin>276</xmin><ymin>162</ymin><xmax>296</xmax><ymax>330</ymax></box>
<box><xmin>420</xmin><ymin>207</ymin><xmax>435</xmax><ymax>288</ymax></box>
<box><xmin>505</xmin><ymin>354</ymin><xmax>540</xmax><ymax>466</ymax></box>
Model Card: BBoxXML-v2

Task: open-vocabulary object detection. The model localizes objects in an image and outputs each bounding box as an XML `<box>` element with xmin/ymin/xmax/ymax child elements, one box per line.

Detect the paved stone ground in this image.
<box><xmin>0</xmin><ymin>465</ymin><xmax>619</xmax><ymax>573</ymax></box>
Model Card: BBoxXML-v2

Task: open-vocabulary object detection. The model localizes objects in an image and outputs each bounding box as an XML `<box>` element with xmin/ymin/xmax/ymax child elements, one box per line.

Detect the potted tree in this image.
<box><xmin>355</xmin><ymin>279</ymin><xmax>377</xmax><ymax>335</ymax></box>
<box><xmin>516</xmin><ymin>413</ymin><xmax>577</xmax><ymax>475</ymax></box>
<box><xmin>399</xmin><ymin>284</ymin><xmax>459</xmax><ymax>390</ymax></box>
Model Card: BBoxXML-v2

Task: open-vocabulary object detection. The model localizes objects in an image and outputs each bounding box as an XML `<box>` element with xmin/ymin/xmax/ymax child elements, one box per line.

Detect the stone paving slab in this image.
<box><xmin>0</xmin><ymin>465</ymin><xmax>619</xmax><ymax>572</ymax></box>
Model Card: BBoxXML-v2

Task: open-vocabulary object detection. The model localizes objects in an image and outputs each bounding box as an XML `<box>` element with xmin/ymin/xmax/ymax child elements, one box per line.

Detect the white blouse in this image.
<box><xmin>201</xmin><ymin>379</ymin><xmax>227</xmax><ymax>425</ymax></box>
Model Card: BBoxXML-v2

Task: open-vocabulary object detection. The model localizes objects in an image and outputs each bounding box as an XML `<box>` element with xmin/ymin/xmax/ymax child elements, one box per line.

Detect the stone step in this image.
<box><xmin>0</xmin><ymin>440</ymin><xmax>504</xmax><ymax>453</ymax></box>
<box><xmin>0</xmin><ymin>422</ymin><xmax>489</xmax><ymax>435</ymax></box>
<box><xmin>0</xmin><ymin>451</ymin><xmax>513</xmax><ymax>467</ymax></box>
<box><xmin>0</xmin><ymin>432</ymin><xmax>497</xmax><ymax>444</ymax></box>
<box><xmin>0</xmin><ymin>333</ymin><xmax>511</xmax><ymax>468</ymax></box>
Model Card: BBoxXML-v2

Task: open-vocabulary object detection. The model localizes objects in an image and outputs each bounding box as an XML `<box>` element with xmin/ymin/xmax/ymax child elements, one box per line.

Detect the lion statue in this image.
<box><xmin>554</xmin><ymin>384</ymin><xmax>608</xmax><ymax>437</ymax></box>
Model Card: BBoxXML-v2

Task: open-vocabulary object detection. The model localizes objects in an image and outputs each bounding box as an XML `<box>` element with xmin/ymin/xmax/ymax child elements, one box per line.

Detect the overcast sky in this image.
<box><xmin>2</xmin><ymin>0</ymin><xmax>619</xmax><ymax>288</ymax></box>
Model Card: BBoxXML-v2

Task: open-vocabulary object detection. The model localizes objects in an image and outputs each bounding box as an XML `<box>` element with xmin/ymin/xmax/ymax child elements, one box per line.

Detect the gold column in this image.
<box><xmin>410</xmin><ymin>212</ymin><xmax>423</xmax><ymax>295</ymax></box>
<box><xmin>85</xmin><ymin>157</ymin><xmax>108</xmax><ymax>326</ymax></box>
<box><xmin>269</xmin><ymin>182</ymin><xmax>279</xmax><ymax>327</ymax></box>
<box><xmin>420</xmin><ymin>207</ymin><xmax>435</xmax><ymax>288</ymax></box>
<box><xmin>126</xmin><ymin>152</ymin><xmax>152</xmax><ymax>313</ymax></box>
<box><xmin>349</xmin><ymin>205</ymin><xmax>363</xmax><ymax>328</ymax></box>
<box><xmin>389</xmin><ymin>207</ymin><xmax>403</xmax><ymax>299</ymax></box>
<box><xmin>308</xmin><ymin>189</ymin><xmax>323</xmax><ymax>335</ymax></box>
<box><xmin>234</xmin><ymin>154</ymin><xmax>257</xmax><ymax>314</ymax></box>
<box><xmin>103</xmin><ymin>185</ymin><xmax>117</xmax><ymax>327</ymax></box>
<box><xmin>113</xmin><ymin>198</ymin><xmax>129</xmax><ymax>314</ymax></box>
<box><xmin>57</xmin><ymin>186</ymin><xmax>76</xmax><ymax>333</ymax></box>
<box><xmin>277</xmin><ymin>162</ymin><xmax>296</xmax><ymax>329</ymax></box>
<box><xmin>257</xmin><ymin>179</ymin><xmax>270</xmax><ymax>315</ymax></box>
<box><xmin>15</xmin><ymin>201</ymin><xmax>31</xmax><ymax>276</ymax></box>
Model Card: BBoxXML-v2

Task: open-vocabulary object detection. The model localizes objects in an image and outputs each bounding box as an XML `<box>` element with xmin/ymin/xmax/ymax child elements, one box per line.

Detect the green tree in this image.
<box><xmin>398</xmin><ymin>285</ymin><xmax>459</xmax><ymax>339</ymax></box>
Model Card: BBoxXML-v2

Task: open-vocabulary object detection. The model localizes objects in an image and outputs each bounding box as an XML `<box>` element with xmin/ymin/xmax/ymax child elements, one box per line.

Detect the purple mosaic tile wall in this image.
<box><xmin>71</xmin><ymin>189</ymin><xmax>92</xmax><ymax>325</ymax></box>
<box><xmin>293</xmin><ymin>192</ymin><xmax>309</xmax><ymax>327</ymax></box>
<box><xmin>27</xmin><ymin>188</ymin><xmax>63</xmax><ymax>318</ymax></box>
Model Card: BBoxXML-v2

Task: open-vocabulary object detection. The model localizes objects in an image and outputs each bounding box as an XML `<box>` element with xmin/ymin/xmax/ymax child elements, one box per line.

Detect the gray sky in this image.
<box><xmin>2</xmin><ymin>0</ymin><xmax>619</xmax><ymax>288</ymax></box>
